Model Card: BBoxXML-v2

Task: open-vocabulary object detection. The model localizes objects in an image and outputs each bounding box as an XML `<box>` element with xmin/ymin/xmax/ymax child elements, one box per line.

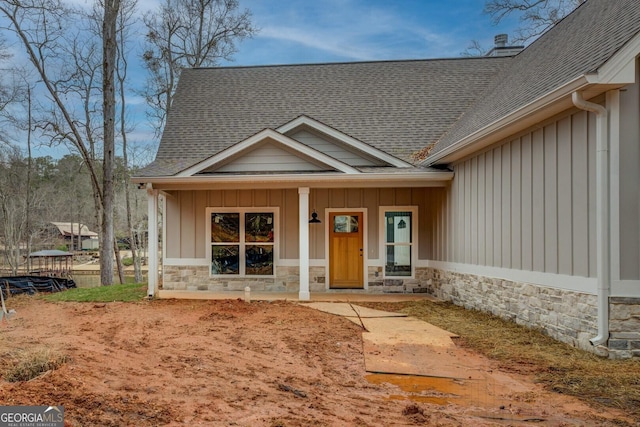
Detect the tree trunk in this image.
<box><xmin>100</xmin><ymin>0</ymin><xmax>120</xmax><ymax>286</ymax></box>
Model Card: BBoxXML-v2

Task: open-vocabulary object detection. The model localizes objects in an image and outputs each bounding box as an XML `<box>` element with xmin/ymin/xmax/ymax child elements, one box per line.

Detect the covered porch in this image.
<box><xmin>144</xmin><ymin>171</ymin><xmax>452</xmax><ymax>300</ymax></box>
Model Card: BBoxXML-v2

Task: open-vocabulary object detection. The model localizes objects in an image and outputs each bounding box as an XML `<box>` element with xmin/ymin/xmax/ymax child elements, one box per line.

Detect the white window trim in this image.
<box><xmin>206</xmin><ymin>207</ymin><xmax>279</xmax><ymax>278</ymax></box>
<box><xmin>379</xmin><ymin>206</ymin><xmax>418</xmax><ymax>279</ymax></box>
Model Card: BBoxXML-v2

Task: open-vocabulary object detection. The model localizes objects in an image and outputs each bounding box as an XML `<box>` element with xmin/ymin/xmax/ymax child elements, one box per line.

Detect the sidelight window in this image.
<box><xmin>383</xmin><ymin>209</ymin><xmax>416</xmax><ymax>277</ymax></box>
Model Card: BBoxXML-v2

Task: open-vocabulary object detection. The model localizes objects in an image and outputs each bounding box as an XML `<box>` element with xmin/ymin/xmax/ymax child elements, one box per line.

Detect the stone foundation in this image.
<box><xmin>423</xmin><ymin>267</ymin><xmax>599</xmax><ymax>353</ymax></box>
<box><xmin>162</xmin><ymin>265</ymin><xmax>307</xmax><ymax>292</ymax></box>
<box><xmin>367</xmin><ymin>266</ymin><xmax>432</xmax><ymax>293</ymax></box>
<box><xmin>609</xmin><ymin>297</ymin><xmax>640</xmax><ymax>359</ymax></box>
<box><xmin>163</xmin><ymin>264</ymin><xmax>434</xmax><ymax>294</ymax></box>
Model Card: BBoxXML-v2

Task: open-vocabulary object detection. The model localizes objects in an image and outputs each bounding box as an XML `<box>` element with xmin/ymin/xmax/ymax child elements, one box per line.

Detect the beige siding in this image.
<box><xmin>619</xmin><ymin>77</ymin><xmax>640</xmax><ymax>280</ymax></box>
<box><xmin>441</xmin><ymin>109</ymin><xmax>597</xmax><ymax>277</ymax></box>
<box><xmin>215</xmin><ymin>142</ymin><xmax>325</xmax><ymax>172</ymax></box>
<box><xmin>164</xmin><ymin>188</ymin><xmax>444</xmax><ymax>262</ymax></box>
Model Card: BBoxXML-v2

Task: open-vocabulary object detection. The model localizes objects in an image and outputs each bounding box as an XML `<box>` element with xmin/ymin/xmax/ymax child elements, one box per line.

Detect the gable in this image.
<box><xmin>203</xmin><ymin>140</ymin><xmax>329</xmax><ymax>173</ymax></box>
<box><xmin>178</xmin><ymin>129</ymin><xmax>360</xmax><ymax>177</ymax></box>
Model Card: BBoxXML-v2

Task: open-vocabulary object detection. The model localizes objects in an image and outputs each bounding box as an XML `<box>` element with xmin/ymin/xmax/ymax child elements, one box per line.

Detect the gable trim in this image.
<box><xmin>277</xmin><ymin>116</ymin><xmax>412</xmax><ymax>168</ymax></box>
<box><xmin>587</xmin><ymin>32</ymin><xmax>640</xmax><ymax>84</ymax></box>
<box><xmin>176</xmin><ymin>129</ymin><xmax>361</xmax><ymax>177</ymax></box>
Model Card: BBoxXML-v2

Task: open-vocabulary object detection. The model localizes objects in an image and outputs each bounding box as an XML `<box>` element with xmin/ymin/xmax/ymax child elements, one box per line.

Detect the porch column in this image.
<box><xmin>146</xmin><ymin>184</ymin><xmax>159</xmax><ymax>298</ymax></box>
<box><xmin>298</xmin><ymin>187</ymin><xmax>311</xmax><ymax>301</ymax></box>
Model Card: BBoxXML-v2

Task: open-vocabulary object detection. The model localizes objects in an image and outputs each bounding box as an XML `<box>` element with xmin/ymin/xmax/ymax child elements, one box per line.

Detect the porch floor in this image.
<box><xmin>157</xmin><ymin>289</ymin><xmax>436</xmax><ymax>302</ymax></box>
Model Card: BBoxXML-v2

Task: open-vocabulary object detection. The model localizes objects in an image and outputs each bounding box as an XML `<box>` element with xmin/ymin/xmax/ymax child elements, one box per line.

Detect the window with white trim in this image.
<box><xmin>209</xmin><ymin>209</ymin><xmax>276</xmax><ymax>276</ymax></box>
<box><xmin>382</xmin><ymin>208</ymin><xmax>416</xmax><ymax>277</ymax></box>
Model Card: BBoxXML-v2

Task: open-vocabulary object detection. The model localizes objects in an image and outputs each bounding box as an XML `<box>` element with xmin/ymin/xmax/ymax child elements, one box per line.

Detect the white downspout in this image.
<box><xmin>572</xmin><ymin>91</ymin><xmax>610</xmax><ymax>347</ymax></box>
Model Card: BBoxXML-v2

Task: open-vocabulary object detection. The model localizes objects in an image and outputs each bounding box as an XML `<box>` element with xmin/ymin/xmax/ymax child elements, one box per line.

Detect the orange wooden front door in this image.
<box><xmin>329</xmin><ymin>212</ymin><xmax>363</xmax><ymax>289</ymax></box>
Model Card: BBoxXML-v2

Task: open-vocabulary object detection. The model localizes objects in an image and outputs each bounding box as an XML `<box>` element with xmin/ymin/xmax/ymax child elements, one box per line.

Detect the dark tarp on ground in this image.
<box><xmin>0</xmin><ymin>276</ymin><xmax>77</xmax><ymax>297</ymax></box>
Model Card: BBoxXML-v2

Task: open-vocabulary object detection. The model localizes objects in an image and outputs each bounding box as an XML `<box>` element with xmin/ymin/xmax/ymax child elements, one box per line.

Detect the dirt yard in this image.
<box><xmin>0</xmin><ymin>298</ymin><xmax>634</xmax><ymax>426</ymax></box>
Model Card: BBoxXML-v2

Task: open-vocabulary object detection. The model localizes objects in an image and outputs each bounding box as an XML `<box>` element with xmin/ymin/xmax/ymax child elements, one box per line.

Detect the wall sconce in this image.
<box><xmin>309</xmin><ymin>209</ymin><xmax>321</xmax><ymax>224</ymax></box>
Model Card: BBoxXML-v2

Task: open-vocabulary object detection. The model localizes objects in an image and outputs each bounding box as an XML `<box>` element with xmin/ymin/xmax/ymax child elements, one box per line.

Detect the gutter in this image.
<box><xmin>132</xmin><ymin>170</ymin><xmax>454</xmax><ymax>189</ymax></box>
<box><xmin>572</xmin><ymin>91</ymin><xmax>610</xmax><ymax>347</ymax></box>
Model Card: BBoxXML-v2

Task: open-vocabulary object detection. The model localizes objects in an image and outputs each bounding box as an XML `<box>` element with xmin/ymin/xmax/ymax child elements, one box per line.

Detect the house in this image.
<box><xmin>47</xmin><ymin>222</ymin><xmax>99</xmax><ymax>250</ymax></box>
<box><xmin>133</xmin><ymin>0</ymin><xmax>640</xmax><ymax>358</ymax></box>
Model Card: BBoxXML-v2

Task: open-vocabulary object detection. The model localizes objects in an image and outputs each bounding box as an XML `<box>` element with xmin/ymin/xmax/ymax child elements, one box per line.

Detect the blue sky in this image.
<box><xmin>216</xmin><ymin>0</ymin><xmax>520</xmax><ymax>66</ymax></box>
<box><xmin>5</xmin><ymin>0</ymin><xmax>522</xmax><ymax>160</ymax></box>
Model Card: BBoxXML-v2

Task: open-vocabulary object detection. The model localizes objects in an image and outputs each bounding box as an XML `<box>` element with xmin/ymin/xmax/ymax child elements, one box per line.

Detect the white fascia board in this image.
<box><xmin>177</xmin><ymin>129</ymin><xmax>360</xmax><ymax>177</ymax></box>
<box><xmin>139</xmin><ymin>170</ymin><xmax>454</xmax><ymax>190</ymax></box>
<box><xmin>425</xmin><ymin>76</ymin><xmax>591</xmax><ymax>166</ymax></box>
<box><xmin>277</xmin><ymin>115</ymin><xmax>412</xmax><ymax>168</ymax></box>
<box><xmin>588</xmin><ymin>32</ymin><xmax>640</xmax><ymax>85</ymax></box>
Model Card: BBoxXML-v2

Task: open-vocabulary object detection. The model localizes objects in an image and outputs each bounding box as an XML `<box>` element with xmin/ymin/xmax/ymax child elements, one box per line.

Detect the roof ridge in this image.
<box><xmin>192</xmin><ymin>56</ymin><xmax>508</xmax><ymax>71</ymax></box>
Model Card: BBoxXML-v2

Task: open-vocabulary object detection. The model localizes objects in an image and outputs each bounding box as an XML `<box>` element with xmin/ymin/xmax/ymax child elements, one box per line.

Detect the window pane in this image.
<box><xmin>385</xmin><ymin>212</ymin><xmax>412</xmax><ymax>243</ymax></box>
<box><xmin>385</xmin><ymin>245</ymin><xmax>412</xmax><ymax>276</ymax></box>
<box><xmin>245</xmin><ymin>245</ymin><xmax>273</xmax><ymax>275</ymax></box>
<box><xmin>333</xmin><ymin>215</ymin><xmax>359</xmax><ymax>233</ymax></box>
<box><xmin>211</xmin><ymin>245</ymin><xmax>239</xmax><ymax>274</ymax></box>
<box><xmin>211</xmin><ymin>213</ymin><xmax>239</xmax><ymax>243</ymax></box>
<box><xmin>245</xmin><ymin>213</ymin><xmax>274</xmax><ymax>242</ymax></box>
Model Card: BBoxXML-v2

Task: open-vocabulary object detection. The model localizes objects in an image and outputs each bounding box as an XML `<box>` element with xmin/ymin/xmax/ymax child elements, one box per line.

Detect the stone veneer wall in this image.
<box><xmin>422</xmin><ymin>267</ymin><xmax>599</xmax><ymax>353</ymax></box>
<box><xmin>609</xmin><ymin>297</ymin><xmax>640</xmax><ymax>359</ymax></box>
<box><xmin>162</xmin><ymin>264</ymin><xmax>435</xmax><ymax>294</ymax></box>
<box><xmin>162</xmin><ymin>264</ymin><xmax>328</xmax><ymax>293</ymax></box>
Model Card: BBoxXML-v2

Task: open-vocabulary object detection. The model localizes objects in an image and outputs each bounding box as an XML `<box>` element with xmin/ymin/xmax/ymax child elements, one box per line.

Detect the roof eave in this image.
<box><xmin>132</xmin><ymin>171</ymin><xmax>454</xmax><ymax>191</ymax></box>
<box><xmin>426</xmin><ymin>31</ymin><xmax>640</xmax><ymax>167</ymax></box>
<box><xmin>424</xmin><ymin>76</ymin><xmax>593</xmax><ymax>166</ymax></box>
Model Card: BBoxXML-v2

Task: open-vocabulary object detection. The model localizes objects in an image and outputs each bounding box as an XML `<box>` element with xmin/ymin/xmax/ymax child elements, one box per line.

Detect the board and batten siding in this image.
<box><xmin>164</xmin><ymin>188</ymin><xmax>445</xmax><ymax>262</ymax></box>
<box><xmin>443</xmin><ymin>109</ymin><xmax>597</xmax><ymax>278</ymax></box>
<box><xmin>617</xmin><ymin>76</ymin><xmax>640</xmax><ymax>281</ymax></box>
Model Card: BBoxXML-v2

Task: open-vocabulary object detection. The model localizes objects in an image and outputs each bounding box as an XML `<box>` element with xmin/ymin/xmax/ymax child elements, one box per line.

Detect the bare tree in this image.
<box><xmin>484</xmin><ymin>0</ymin><xmax>586</xmax><ymax>43</ymax></box>
<box><xmin>102</xmin><ymin>0</ymin><xmax>121</xmax><ymax>285</ymax></box>
<box><xmin>0</xmin><ymin>145</ymin><xmax>28</xmax><ymax>274</ymax></box>
<box><xmin>115</xmin><ymin>0</ymin><xmax>144</xmax><ymax>283</ymax></box>
<box><xmin>142</xmin><ymin>0</ymin><xmax>256</xmax><ymax>134</ymax></box>
<box><xmin>0</xmin><ymin>0</ymin><xmax>121</xmax><ymax>285</ymax></box>
<box><xmin>461</xmin><ymin>40</ymin><xmax>489</xmax><ymax>57</ymax></box>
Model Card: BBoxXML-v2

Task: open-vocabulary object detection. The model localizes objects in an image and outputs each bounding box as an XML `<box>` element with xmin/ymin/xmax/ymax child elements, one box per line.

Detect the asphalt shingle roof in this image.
<box><xmin>430</xmin><ymin>0</ymin><xmax>640</xmax><ymax>156</ymax></box>
<box><xmin>140</xmin><ymin>57</ymin><xmax>509</xmax><ymax>177</ymax></box>
<box><xmin>137</xmin><ymin>0</ymin><xmax>640</xmax><ymax>178</ymax></box>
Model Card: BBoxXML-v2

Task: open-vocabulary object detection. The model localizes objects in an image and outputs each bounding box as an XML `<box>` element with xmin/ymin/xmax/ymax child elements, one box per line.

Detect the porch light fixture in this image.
<box><xmin>309</xmin><ymin>209</ymin><xmax>321</xmax><ymax>224</ymax></box>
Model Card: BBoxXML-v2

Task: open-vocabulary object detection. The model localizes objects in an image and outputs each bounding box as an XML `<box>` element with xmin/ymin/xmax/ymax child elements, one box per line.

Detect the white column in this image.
<box><xmin>298</xmin><ymin>187</ymin><xmax>310</xmax><ymax>301</ymax></box>
<box><xmin>147</xmin><ymin>184</ymin><xmax>159</xmax><ymax>298</ymax></box>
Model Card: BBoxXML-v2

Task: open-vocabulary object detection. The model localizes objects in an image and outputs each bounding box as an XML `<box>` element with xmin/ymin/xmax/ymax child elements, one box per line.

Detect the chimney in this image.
<box><xmin>494</xmin><ymin>34</ymin><xmax>508</xmax><ymax>48</ymax></box>
<box><xmin>485</xmin><ymin>34</ymin><xmax>524</xmax><ymax>57</ymax></box>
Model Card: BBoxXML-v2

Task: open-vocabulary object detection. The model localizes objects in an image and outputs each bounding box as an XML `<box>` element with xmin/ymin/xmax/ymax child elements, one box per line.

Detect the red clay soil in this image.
<box><xmin>0</xmin><ymin>298</ymin><xmax>633</xmax><ymax>426</ymax></box>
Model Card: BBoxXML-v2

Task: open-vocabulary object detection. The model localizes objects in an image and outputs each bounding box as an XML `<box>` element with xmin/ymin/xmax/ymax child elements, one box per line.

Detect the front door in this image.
<box><xmin>329</xmin><ymin>212</ymin><xmax>363</xmax><ymax>288</ymax></box>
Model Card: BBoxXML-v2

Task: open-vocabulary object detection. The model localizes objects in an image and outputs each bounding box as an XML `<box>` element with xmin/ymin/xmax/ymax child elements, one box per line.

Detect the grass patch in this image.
<box><xmin>362</xmin><ymin>300</ymin><xmax>640</xmax><ymax>420</ymax></box>
<box><xmin>42</xmin><ymin>282</ymin><xmax>147</xmax><ymax>303</ymax></box>
<box><xmin>1</xmin><ymin>347</ymin><xmax>67</xmax><ymax>382</ymax></box>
